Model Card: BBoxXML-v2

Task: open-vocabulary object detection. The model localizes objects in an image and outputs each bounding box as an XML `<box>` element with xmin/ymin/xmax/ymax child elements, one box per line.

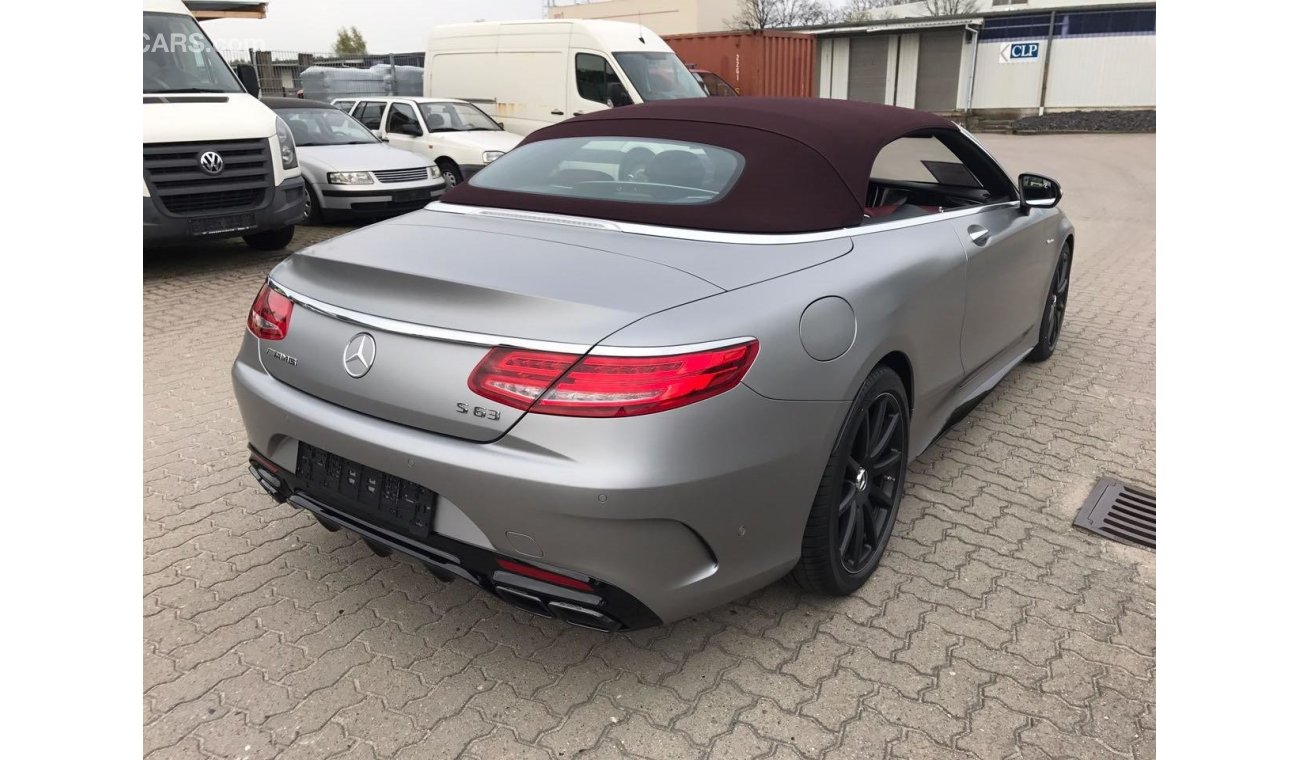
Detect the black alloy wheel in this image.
<box><xmin>1028</xmin><ymin>243</ymin><xmax>1072</xmax><ymax>362</ymax></box>
<box><xmin>794</xmin><ymin>365</ymin><xmax>909</xmax><ymax>595</ymax></box>
<box><xmin>837</xmin><ymin>392</ymin><xmax>907</xmax><ymax>573</ymax></box>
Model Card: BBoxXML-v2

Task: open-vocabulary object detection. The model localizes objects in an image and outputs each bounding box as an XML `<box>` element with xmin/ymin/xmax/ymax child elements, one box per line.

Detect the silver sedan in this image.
<box><xmin>264</xmin><ymin>97</ymin><xmax>444</xmax><ymax>223</ymax></box>
<box><xmin>234</xmin><ymin>98</ymin><xmax>1073</xmax><ymax>630</ymax></box>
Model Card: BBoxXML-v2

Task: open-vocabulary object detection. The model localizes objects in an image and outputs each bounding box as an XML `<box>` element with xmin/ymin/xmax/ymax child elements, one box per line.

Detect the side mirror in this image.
<box><xmin>397</xmin><ymin>124</ymin><xmax>422</xmax><ymax>137</ymax></box>
<box><xmin>233</xmin><ymin>63</ymin><xmax>260</xmax><ymax>98</ymax></box>
<box><xmin>1019</xmin><ymin>173</ymin><xmax>1062</xmax><ymax>211</ymax></box>
<box><xmin>606</xmin><ymin>81</ymin><xmax>633</xmax><ymax>108</ymax></box>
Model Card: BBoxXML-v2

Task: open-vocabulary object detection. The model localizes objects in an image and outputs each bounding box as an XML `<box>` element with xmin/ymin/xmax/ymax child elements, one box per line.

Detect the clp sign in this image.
<box><xmin>999</xmin><ymin>41</ymin><xmax>1042</xmax><ymax>63</ymax></box>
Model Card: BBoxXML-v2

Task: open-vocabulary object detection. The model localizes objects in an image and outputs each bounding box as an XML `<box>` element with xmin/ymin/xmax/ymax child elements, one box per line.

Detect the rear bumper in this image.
<box><xmin>247</xmin><ymin>448</ymin><xmax>659</xmax><ymax>630</ymax></box>
<box><xmin>231</xmin><ymin>338</ymin><xmax>846</xmax><ymax>626</ymax></box>
<box><xmin>143</xmin><ymin>176</ymin><xmax>305</xmax><ymax>246</ymax></box>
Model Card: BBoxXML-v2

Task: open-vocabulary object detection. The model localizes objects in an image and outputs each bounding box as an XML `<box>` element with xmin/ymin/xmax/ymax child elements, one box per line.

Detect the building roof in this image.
<box><xmin>443</xmin><ymin>98</ymin><xmax>958</xmax><ymax>234</ymax></box>
<box><xmin>792</xmin><ymin>1</ymin><xmax>1156</xmax><ymax>36</ymax></box>
<box><xmin>184</xmin><ymin>1</ymin><xmax>267</xmax><ymax>19</ymax></box>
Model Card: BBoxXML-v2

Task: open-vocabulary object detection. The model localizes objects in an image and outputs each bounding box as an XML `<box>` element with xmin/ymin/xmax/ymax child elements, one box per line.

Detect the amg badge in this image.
<box><xmin>263</xmin><ymin>346</ymin><xmax>298</xmax><ymax>366</ymax></box>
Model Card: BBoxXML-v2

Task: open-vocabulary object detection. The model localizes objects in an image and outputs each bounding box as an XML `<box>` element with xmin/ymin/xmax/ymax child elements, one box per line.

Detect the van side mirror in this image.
<box><xmin>233</xmin><ymin>63</ymin><xmax>260</xmax><ymax>98</ymax></box>
<box><xmin>606</xmin><ymin>81</ymin><xmax>633</xmax><ymax>108</ymax></box>
<box><xmin>1019</xmin><ymin>173</ymin><xmax>1062</xmax><ymax>211</ymax></box>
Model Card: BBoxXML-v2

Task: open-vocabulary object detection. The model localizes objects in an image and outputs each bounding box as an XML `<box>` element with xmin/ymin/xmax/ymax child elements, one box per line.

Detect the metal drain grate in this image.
<box><xmin>1074</xmin><ymin>478</ymin><xmax>1155</xmax><ymax>549</ymax></box>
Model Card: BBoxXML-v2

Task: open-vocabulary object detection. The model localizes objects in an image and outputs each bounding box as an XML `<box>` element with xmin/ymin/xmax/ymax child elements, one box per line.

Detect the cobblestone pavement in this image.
<box><xmin>144</xmin><ymin>134</ymin><xmax>1155</xmax><ymax>760</ymax></box>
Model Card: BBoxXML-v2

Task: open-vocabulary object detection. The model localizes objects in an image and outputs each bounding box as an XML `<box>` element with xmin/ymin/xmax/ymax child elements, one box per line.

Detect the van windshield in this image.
<box><xmin>612</xmin><ymin>52</ymin><xmax>706</xmax><ymax>101</ymax></box>
<box><xmin>143</xmin><ymin>12</ymin><xmax>242</xmax><ymax>94</ymax></box>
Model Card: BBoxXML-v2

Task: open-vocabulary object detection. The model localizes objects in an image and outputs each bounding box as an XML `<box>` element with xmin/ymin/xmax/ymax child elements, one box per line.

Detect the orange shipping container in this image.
<box><xmin>665</xmin><ymin>31</ymin><xmax>815</xmax><ymax>98</ymax></box>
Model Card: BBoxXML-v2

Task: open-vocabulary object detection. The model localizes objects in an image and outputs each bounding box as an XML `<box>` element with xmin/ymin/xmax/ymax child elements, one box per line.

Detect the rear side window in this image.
<box><xmin>354</xmin><ymin>101</ymin><xmax>385</xmax><ymax>130</ymax></box>
<box><xmin>873</xmin><ymin>135</ymin><xmax>984</xmax><ymax>188</ymax></box>
<box><xmin>333</xmin><ymin>99</ymin><xmax>355</xmax><ymax>112</ymax></box>
<box><xmin>469</xmin><ymin>136</ymin><xmax>744</xmax><ymax>206</ymax></box>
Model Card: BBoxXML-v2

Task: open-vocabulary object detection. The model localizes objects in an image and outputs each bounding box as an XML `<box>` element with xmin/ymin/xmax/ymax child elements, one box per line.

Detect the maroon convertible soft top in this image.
<box><xmin>441</xmin><ymin>97</ymin><xmax>958</xmax><ymax>234</ymax></box>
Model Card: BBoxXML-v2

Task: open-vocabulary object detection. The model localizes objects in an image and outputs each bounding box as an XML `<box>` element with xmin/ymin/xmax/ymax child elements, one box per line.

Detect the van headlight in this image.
<box><xmin>327</xmin><ymin>171</ymin><xmax>374</xmax><ymax>185</ymax></box>
<box><xmin>482</xmin><ymin>150</ymin><xmax>504</xmax><ymax>164</ymax></box>
<box><xmin>275</xmin><ymin>117</ymin><xmax>298</xmax><ymax>170</ymax></box>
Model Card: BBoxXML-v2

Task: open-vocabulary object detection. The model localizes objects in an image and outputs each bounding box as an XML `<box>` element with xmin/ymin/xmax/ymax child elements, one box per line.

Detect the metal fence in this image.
<box><xmin>217</xmin><ymin>49</ymin><xmax>426</xmax><ymax>100</ymax></box>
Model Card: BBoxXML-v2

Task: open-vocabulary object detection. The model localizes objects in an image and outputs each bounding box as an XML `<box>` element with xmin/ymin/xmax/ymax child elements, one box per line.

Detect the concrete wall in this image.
<box><xmin>971</xmin><ymin>33</ymin><xmax>1154</xmax><ymax>110</ymax></box>
<box><xmin>1045</xmin><ymin>34</ymin><xmax>1155</xmax><ymax>108</ymax></box>
<box><xmin>548</xmin><ymin>0</ymin><xmax>735</xmax><ymax>36</ymax></box>
<box><xmin>971</xmin><ymin>38</ymin><xmax>1044</xmax><ymax>110</ymax></box>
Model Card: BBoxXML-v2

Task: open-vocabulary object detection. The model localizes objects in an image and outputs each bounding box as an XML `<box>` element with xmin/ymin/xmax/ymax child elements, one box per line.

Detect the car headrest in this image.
<box><xmin>425</xmin><ymin>113</ymin><xmax>444</xmax><ymax>128</ymax></box>
<box><xmin>646</xmin><ymin>150</ymin><xmax>706</xmax><ymax>188</ymax></box>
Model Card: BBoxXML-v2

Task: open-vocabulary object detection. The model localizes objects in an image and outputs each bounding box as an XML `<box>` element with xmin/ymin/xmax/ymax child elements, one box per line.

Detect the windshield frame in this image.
<box><xmin>276</xmin><ymin>107</ymin><xmax>381</xmax><ymax>147</ymax></box>
<box><xmin>143</xmin><ymin>11</ymin><xmax>244</xmax><ymax>94</ymax></box>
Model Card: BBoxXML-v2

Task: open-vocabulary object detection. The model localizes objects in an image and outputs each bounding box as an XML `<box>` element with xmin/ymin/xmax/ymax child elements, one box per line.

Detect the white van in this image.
<box><xmin>424</xmin><ymin>20</ymin><xmax>706</xmax><ymax>136</ymax></box>
<box><xmin>143</xmin><ymin>0</ymin><xmax>305</xmax><ymax>249</ymax></box>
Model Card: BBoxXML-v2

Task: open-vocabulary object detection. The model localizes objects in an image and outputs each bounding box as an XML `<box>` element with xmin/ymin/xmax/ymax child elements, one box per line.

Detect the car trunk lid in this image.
<box><xmin>261</xmin><ymin>219</ymin><xmax>722</xmax><ymax>441</ymax></box>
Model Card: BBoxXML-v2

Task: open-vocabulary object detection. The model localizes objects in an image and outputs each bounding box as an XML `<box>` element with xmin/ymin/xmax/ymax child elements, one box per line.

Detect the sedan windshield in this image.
<box><xmin>143</xmin><ymin>12</ymin><xmax>242</xmax><ymax>93</ymax></box>
<box><xmin>418</xmin><ymin>102</ymin><xmax>500</xmax><ymax>132</ymax></box>
<box><xmin>278</xmin><ymin>108</ymin><xmax>379</xmax><ymax>146</ymax></box>
<box><xmin>469</xmin><ymin>136</ymin><xmax>743</xmax><ymax>205</ymax></box>
<box><xmin>612</xmin><ymin>52</ymin><xmax>706</xmax><ymax>101</ymax></box>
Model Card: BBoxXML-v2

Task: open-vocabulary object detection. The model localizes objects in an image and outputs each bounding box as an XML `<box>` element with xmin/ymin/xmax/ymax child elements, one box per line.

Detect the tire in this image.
<box><xmin>1026</xmin><ymin>242</ymin><xmax>1073</xmax><ymax>363</ymax></box>
<box><xmin>436</xmin><ymin>159</ymin><xmax>463</xmax><ymax>188</ymax></box>
<box><xmin>302</xmin><ymin>183</ymin><xmax>325</xmax><ymax>225</ymax></box>
<box><xmin>242</xmin><ymin>225</ymin><xmax>295</xmax><ymax>251</ymax></box>
<box><xmin>793</xmin><ymin>365</ymin><xmax>909</xmax><ymax>596</ymax></box>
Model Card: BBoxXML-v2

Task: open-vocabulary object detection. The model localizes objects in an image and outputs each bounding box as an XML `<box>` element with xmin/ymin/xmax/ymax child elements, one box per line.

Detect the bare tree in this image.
<box><xmin>837</xmin><ymin>0</ymin><xmax>911</xmax><ymax>24</ymax></box>
<box><xmin>728</xmin><ymin>0</ymin><xmax>838</xmax><ymax>31</ymax></box>
<box><xmin>922</xmin><ymin>0</ymin><xmax>980</xmax><ymax>16</ymax></box>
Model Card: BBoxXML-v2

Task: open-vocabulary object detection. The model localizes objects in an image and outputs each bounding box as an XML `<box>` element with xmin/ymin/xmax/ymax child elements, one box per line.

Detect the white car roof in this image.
<box><xmin>333</xmin><ymin>96</ymin><xmax>467</xmax><ymax>106</ymax></box>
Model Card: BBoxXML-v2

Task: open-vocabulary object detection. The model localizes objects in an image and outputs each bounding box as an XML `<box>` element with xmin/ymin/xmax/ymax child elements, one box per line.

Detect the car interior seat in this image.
<box><xmin>645</xmin><ymin>150</ymin><xmax>707</xmax><ymax>188</ymax></box>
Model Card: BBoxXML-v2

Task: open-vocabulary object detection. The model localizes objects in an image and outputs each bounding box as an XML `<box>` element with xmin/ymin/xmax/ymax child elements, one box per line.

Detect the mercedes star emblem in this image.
<box><xmin>342</xmin><ymin>333</ymin><xmax>377</xmax><ymax>378</ymax></box>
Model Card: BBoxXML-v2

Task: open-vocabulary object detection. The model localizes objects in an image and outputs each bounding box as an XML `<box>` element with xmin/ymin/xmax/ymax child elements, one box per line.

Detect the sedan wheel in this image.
<box><xmin>794</xmin><ymin>365</ymin><xmax>909</xmax><ymax>595</ymax></box>
<box><xmin>437</xmin><ymin>159</ymin><xmax>462</xmax><ymax>188</ymax></box>
<box><xmin>837</xmin><ymin>393</ymin><xmax>906</xmax><ymax>574</ymax></box>
<box><xmin>1027</xmin><ymin>243</ymin><xmax>1072</xmax><ymax>362</ymax></box>
<box><xmin>302</xmin><ymin>184</ymin><xmax>323</xmax><ymax>225</ymax></box>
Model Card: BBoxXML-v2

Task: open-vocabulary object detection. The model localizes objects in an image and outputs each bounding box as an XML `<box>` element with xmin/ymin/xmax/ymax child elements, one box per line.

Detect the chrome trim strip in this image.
<box><xmin>588</xmin><ymin>336</ymin><xmax>757</xmax><ymax>357</ymax></box>
<box><xmin>424</xmin><ymin>200</ymin><xmax>1021</xmax><ymax>244</ymax></box>
<box><xmin>268</xmin><ymin>280</ymin><xmax>754</xmax><ymax>357</ymax></box>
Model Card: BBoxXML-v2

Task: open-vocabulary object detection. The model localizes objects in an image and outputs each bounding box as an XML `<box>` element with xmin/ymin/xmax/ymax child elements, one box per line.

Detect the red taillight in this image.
<box><xmin>497</xmin><ymin>558</ymin><xmax>595</xmax><ymax>592</ymax></box>
<box><xmin>247</xmin><ymin>281</ymin><xmax>294</xmax><ymax>341</ymax></box>
<box><xmin>469</xmin><ymin>339</ymin><xmax>758</xmax><ymax>417</ymax></box>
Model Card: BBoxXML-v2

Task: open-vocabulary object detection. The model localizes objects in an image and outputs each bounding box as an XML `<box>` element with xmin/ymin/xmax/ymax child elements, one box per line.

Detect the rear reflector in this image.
<box><xmin>247</xmin><ymin>281</ymin><xmax>293</xmax><ymax>341</ymax></box>
<box><xmin>469</xmin><ymin>339</ymin><xmax>759</xmax><ymax>417</ymax></box>
<box><xmin>497</xmin><ymin>558</ymin><xmax>595</xmax><ymax>592</ymax></box>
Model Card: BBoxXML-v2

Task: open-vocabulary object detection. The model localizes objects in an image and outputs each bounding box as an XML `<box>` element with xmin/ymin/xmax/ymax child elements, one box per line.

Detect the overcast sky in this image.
<box><xmin>202</xmin><ymin>0</ymin><xmax>552</xmax><ymax>55</ymax></box>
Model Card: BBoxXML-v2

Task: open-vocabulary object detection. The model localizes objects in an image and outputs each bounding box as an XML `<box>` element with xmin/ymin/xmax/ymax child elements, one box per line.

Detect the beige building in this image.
<box><xmin>547</xmin><ymin>0</ymin><xmax>737</xmax><ymax>36</ymax></box>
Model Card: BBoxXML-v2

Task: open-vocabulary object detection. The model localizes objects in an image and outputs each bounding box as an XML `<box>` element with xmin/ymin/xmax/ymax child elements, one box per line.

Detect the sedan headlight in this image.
<box><xmin>482</xmin><ymin>150</ymin><xmax>504</xmax><ymax>164</ymax></box>
<box><xmin>274</xmin><ymin>117</ymin><xmax>297</xmax><ymax>170</ymax></box>
<box><xmin>327</xmin><ymin>171</ymin><xmax>374</xmax><ymax>185</ymax></box>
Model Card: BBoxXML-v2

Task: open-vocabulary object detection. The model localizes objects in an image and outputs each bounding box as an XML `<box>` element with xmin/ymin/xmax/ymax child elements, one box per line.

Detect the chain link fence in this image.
<box><xmin>218</xmin><ymin>49</ymin><xmax>426</xmax><ymax>100</ymax></box>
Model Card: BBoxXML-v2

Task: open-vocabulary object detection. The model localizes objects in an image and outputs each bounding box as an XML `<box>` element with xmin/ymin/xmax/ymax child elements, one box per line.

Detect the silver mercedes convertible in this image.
<box><xmin>234</xmin><ymin>98</ymin><xmax>1073</xmax><ymax>630</ymax></box>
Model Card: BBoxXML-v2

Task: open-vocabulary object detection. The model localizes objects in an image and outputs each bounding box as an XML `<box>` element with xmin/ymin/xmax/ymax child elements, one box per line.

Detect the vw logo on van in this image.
<box><xmin>198</xmin><ymin>151</ymin><xmax>225</xmax><ymax>175</ymax></box>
